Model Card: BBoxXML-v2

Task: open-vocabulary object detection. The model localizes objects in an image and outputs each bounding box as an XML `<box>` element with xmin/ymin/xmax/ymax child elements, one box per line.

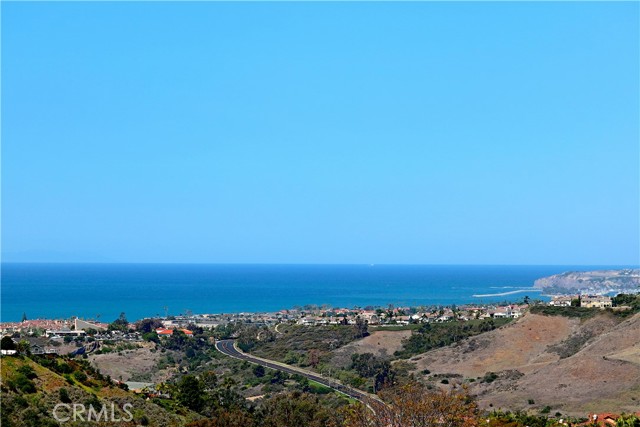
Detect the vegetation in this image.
<box><xmin>108</xmin><ymin>312</ymin><xmax>131</xmax><ymax>332</ymax></box>
<box><xmin>343</xmin><ymin>382</ymin><xmax>478</xmax><ymax>427</ymax></box>
<box><xmin>394</xmin><ymin>318</ymin><xmax>511</xmax><ymax>359</ymax></box>
<box><xmin>350</xmin><ymin>353</ymin><xmax>394</xmax><ymax>392</ymax></box>
<box><xmin>529</xmin><ymin>305</ymin><xmax>599</xmax><ymax>319</ymax></box>
<box><xmin>611</xmin><ymin>293</ymin><xmax>640</xmax><ymax>317</ymax></box>
<box><xmin>250</xmin><ymin>325</ymin><xmax>361</xmax><ymax>366</ymax></box>
<box><xmin>1</xmin><ymin>336</ymin><xmax>17</xmax><ymax>350</ymax></box>
<box><xmin>0</xmin><ymin>356</ymin><xmax>193</xmax><ymax>427</ymax></box>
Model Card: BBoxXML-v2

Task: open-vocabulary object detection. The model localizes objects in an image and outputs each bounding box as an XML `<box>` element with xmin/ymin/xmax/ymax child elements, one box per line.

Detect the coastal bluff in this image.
<box><xmin>534</xmin><ymin>269</ymin><xmax>640</xmax><ymax>294</ymax></box>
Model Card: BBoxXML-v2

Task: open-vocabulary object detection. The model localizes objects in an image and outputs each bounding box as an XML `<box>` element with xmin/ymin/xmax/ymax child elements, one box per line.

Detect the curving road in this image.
<box><xmin>215</xmin><ymin>339</ymin><xmax>380</xmax><ymax>406</ymax></box>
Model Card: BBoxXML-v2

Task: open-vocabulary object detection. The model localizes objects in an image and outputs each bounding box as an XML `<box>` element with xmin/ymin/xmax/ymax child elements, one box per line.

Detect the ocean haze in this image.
<box><xmin>1</xmin><ymin>263</ymin><xmax>635</xmax><ymax>323</ymax></box>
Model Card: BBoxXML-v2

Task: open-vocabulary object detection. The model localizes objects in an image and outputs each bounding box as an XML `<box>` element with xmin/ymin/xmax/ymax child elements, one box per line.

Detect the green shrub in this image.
<box><xmin>73</xmin><ymin>371</ymin><xmax>87</xmax><ymax>383</ymax></box>
<box><xmin>482</xmin><ymin>372</ymin><xmax>498</xmax><ymax>383</ymax></box>
<box><xmin>59</xmin><ymin>388</ymin><xmax>72</xmax><ymax>403</ymax></box>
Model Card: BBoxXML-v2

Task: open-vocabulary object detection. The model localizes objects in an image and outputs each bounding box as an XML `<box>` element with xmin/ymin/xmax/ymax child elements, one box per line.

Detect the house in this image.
<box><xmin>297</xmin><ymin>318</ymin><xmax>316</xmax><ymax>326</ymax></box>
<box><xmin>549</xmin><ymin>296</ymin><xmax>575</xmax><ymax>307</ymax></box>
<box><xmin>45</xmin><ymin>329</ymin><xmax>86</xmax><ymax>338</ymax></box>
<box><xmin>74</xmin><ymin>318</ymin><xmax>107</xmax><ymax>332</ymax></box>
<box><xmin>580</xmin><ymin>295</ymin><xmax>612</xmax><ymax>309</ymax></box>
<box><xmin>155</xmin><ymin>328</ymin><xmax>193</xmax><ymax>336</ymax></box>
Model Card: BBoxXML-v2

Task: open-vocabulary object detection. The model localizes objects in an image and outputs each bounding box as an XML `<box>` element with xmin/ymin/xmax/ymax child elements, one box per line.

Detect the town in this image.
<box><xmin>0</xmin><ymin>294</ymin><xmax>623</xmax><ymax>357</ymax></box>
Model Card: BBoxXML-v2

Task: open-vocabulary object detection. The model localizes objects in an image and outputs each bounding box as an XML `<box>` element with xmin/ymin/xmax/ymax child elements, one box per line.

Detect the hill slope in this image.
<box><xmin>408</xmin><ymin>312</ymin><xmax>640</xmax><ymax>416</ymax></box>
<box><xmin>1</xmin><ymin>356</ymin><xmax>198</xmax><ymax>426</ymax></box>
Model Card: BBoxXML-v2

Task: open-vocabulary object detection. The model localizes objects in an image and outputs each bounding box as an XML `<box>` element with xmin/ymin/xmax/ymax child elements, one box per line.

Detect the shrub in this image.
<box><xmin>59</xmin><ymin>388</ymin><xmax>72</xmax><ymax>403</ymax></box>
<box><xmin>14</xmin><ymin>374</ymin><xmax>36</xmax><ymax>393</ymax></box>
<box><xmin>482</xmin><ymin>372</ymin><xmax>498</xmax><ymax>383</ymax></box>
<box><xmin>73</xmin><ymin>371</ymin><xmax>88</xmax><ymax>383</ymax></box>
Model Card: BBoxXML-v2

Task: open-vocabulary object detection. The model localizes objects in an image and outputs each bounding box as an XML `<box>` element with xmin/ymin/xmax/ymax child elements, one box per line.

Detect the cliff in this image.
<box><xmin>533</xmin><ymin>269</ymin><xmax>639</xmax><ymax>294</ymax></box>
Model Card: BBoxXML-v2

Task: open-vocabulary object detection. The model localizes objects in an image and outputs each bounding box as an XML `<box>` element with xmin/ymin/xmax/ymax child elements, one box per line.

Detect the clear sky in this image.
<box><xmin>2</xmin><ymin>2</ymin><xmax>638</xmax><ymax>265</ymax></box>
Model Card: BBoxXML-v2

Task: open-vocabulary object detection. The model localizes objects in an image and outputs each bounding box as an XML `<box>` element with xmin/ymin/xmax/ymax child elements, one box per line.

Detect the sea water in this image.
<box><xmin>0</xmin><ymin>263</ymin><xmax>626</xmax><ymax>322</ymax></box>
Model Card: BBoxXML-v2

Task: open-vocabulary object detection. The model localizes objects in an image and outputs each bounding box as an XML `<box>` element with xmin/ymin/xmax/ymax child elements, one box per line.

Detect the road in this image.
<box><xmin>215</xmin><ymin>339</ymin><xmax>380</xmax><ymax>406</ymax></box>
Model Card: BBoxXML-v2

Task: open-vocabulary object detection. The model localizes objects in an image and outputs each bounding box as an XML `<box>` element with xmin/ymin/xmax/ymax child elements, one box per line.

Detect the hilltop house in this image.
<box><xmin>580</xmin><ymin>295</ymin><xmax>613</xmax><ymax>309</ymax></box>
<box><xmin>549</xmin><ymin>296</ymin><xmax>575</xmax><ymax>307</ymax></box>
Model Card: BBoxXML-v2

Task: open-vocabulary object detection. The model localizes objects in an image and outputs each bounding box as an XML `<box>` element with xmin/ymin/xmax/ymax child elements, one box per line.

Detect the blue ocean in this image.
<box><xmin>0</xmin><ymin>264</ymin><xmax>627</xmax><ymax>323</ymax></box>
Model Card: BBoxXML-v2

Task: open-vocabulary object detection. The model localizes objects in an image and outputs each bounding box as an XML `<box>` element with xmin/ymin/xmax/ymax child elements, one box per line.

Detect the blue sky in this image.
<box><xmin>2</xmin><ymin>2</ymin><xmax>638</xmax><ymax>265</ymax></box>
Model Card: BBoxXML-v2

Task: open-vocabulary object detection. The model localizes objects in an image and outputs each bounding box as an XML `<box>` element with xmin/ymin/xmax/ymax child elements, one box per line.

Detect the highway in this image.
<box><xmin>214</xmin><ymin>339</ymin><xmax>380</xmax><ymax>406</ymax></box>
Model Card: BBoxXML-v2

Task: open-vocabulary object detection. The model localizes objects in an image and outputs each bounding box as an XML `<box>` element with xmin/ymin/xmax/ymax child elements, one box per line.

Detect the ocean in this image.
<box><xmin>0</xmin><ymin>263</ymin><xmax>626</xmax><ymax>323</ymax></box>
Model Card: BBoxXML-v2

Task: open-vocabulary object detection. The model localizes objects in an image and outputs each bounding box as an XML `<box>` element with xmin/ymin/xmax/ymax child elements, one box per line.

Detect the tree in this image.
<box><xmin>201</xmin><ymin>371</ymin><xmax>218</xmax><ymax>391</ymax></box>
<box><xmin>351</xmin><ymin>353</ymin><xmax>379</xmax><ymax>378</ymax></box>
<box><xmin>253</xmin><ymin>365</ymin><xmax>266</xmax><ymax>378</ymax></box>
<box><xmin>22</xmin><ymin>312</ymin><xmax>28</xmax><ymax>322</ymax></box>
<box><xmin>259</xmin><ymin>391</ymin><xmax>341</xmax><ymax>427</ymax></box>
<box><xmin>108</xmin><ymin>312</ymin><xmax>129</xmax><ymax>332</ymax></box>
<box><xmin>135</xmin><ymin>318</ymin><xmax>163</xmax><ymax>334</ymax></box>
<box><xmin>343</xmin><ymin>383</ymin><xmax>478</xmax><ymax>427</ymax></box>
<box><xmin>373</xmin><ymin>360</ymin><xmax>394</xmax><ymax>392</ymax></box>
<box><xmin>354</xmin><ymin>316</ymin><xmax>369</xmax><ymax>339</ymax></box>
<box><xmin>187</xmin><ymin>410</ymin><xmax>255</xmax><ymax>427</ymax></box>
<box><xmin>16</xmin><ymin>340</ymin><xmax>31</xmax><ymax>355</ymax></box>
<box><xmin>1</xmin><ymin>336</ymin><xmax>16</xmax><ymax>350</ymax></box>
<box><xmin>308</xmin><ymin>349</ymin><xmax>321</xmax><ymax>368</ymax></box>
<box><xmin>177</xmin><ymin>375</ymin><xmax>205</xmax><ymax>412</ymax></box>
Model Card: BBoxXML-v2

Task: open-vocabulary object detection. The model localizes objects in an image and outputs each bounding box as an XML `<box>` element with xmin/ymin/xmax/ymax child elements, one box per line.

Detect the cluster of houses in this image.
<box><xmin>0</xmin><ymin>318</ymin><xmax>144</xmax><ymax>357</ymax></box>
<box><xmin>6</xmin><ymin>294</ymin><xmax>623</xmax><ymax>354</ymax></box>
<box><xmin>548</xmin><ymin>295</ymin><xmax>613</xmax><ymax>309</ymax></box>
<box><xmin>293</xmin><ymin>304</ymin><xmax>526</xmax><ymax>326</ymax></box>
<box><xmin>151</xmin><ymin>303</ymin><xmax>528</xmax><ymax>330</ymax></box>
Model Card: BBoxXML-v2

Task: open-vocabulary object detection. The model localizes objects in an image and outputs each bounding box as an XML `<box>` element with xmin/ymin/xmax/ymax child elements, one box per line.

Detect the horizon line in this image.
<box><xmin>2</xmin><ymin>261</ymin><xmax>639</xmax><ymax>267</ymax></box>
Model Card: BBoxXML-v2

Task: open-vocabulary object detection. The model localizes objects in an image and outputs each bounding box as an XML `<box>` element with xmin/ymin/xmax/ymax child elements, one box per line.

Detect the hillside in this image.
<box><xmin>534</xmin><ymin>269</ymin><xmax>640</xmax><ymax>294</ymax></box>
<box><xmin>407</xmin><ymin>311</ymin><xmax>640</xmax><ymax>416</ymax></box>
<box><xmin>0</xmin><ymin>355</ymin><xmax>198</xmax><ymax>426</ymax></box>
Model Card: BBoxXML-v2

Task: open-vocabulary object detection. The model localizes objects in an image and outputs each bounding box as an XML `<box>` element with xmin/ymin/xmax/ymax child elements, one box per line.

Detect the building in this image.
<box><xmin>45</xmin><ymin>329</ymin><xmax>86</xmax><ymax>338</ymax></box>
<box><xmin>74</xmin><ymin>318</ymin><xmax>107</xmax><ymax>332</ymax></box>
<box><xmin>549</xmin><ymin>296</ymin><xmax>575</xmax><ymax>307</ymax></box>
<box><xmin>155</xmin><ymin>328</ymin><xmax>193</xmax><ymax>336</ymax></box>
<box><xmin>580</xmin><ymin>295</ymin><xmax>613</xmax><ymax>309</ymax></box>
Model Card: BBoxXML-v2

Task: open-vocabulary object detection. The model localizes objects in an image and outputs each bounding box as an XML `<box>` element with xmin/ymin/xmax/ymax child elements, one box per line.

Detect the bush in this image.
<box><xmin>13</xmin><ymin>374</ymin><xmax>36</xmax><ymax>393</ymax></box>
<box><xmin>482</xmin><ymin>372</ymin><xmax>498</xmax><ymax>383</ymax></box>
<box><xmin>17</xmin><ymin>365</ymin><xmax>37</xmax><ymax>380</ymax></box>
<box><xmin>59</xmin><ymin>388</ymin><xmax>72</xmax><ymax>403</ymax></box>
<box><xmin>73</xmin><ymin>371</ymin><xmax>87</xmax><ymax>383</ymax></box>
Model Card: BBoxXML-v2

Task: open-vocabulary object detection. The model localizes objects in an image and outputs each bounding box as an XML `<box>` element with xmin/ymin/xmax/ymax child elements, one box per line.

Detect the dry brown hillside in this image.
<box><xmin>407</xmin><ymin>312</ymin><xmax>640</xmax><ymax>416</ymax></box>
<box><xmin>331</xmin><ymin>329</ymin><xmax>412</xmax><ymax>368</ymax></box>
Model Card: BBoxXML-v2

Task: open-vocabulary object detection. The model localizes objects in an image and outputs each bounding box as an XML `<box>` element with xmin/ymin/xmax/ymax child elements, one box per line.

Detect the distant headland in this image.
<box><xmin>534</xmin><ymin>269</ymin><xmax>640</xmax><ymax>295</ymax></box>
